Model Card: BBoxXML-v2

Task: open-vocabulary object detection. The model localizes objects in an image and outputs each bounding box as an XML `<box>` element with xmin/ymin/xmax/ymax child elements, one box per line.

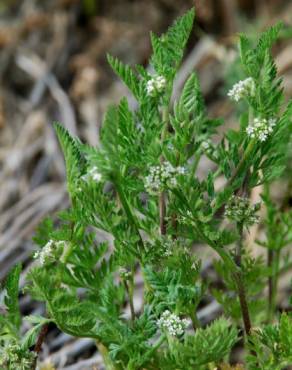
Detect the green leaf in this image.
<box><xmin>169</xmin><ymin>317</ymin><xmax>238</xmax><ymax>366</ymax></box>
<box><xmin>54</xmin><ymin>122</ymin><xmax>87</xmax><ymax>196</ymax></box>
<box><xmin>178</xmin><ymin>73</ymin><xmax>205</xmax><ymax>116</ymax></box>
<box><xmin>256</xmin><ymin>22</ymin><xmax>283</xmax><ymax>63</ymax></box>
<box><xmin>4</xmin><ymin>263</ymin><xmax>21</xmax><ymax>331</ymax></box>
<box><xmin>21</xmin><ymin>316</ymin><xmax>51</xmax><ymax>350</ymax></box>
<box><xmin>107</xmin><ymin>55</ymin><xmax>141</xmax><ymax>99</ymax></box>
<box><xmin>150</xmin><ymin>8</ymin><xmax>195</xmax><ymax>77</ymax></box>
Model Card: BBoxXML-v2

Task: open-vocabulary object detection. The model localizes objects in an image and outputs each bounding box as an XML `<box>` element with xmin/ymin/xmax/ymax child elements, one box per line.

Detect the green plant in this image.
<box><xmin>1</xmin><ymin>8</ymin><xmax>292</xmax><ymax>370</ymax></box>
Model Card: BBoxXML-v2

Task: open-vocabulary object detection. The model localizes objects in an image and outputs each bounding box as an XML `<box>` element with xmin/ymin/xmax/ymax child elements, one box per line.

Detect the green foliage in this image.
<box><xmin>107</xmin><ymin>56</ymin><xmax>142</xmax><ymax>100</ymax></box>
<box><xmin>3</xmin><ymin>264</ymin><xmax>21</xmax><ymax>332</ymax></box>
<box><xmin>0</xmin><ymin>265</ymin><xmax>50</xmax><ymax>370</ymax></box>
<box><xmin>247</xmin><ymin>313</ymin><xmax>292</xmax><ymax>369</ymax></box>
<box><xmin>150</xmin><ymin>8</ymin><xmax>194</xmax><ymax>79</ymax></box>
<box><xmin>213</xmin><ymin>254</ymin><xmax>268</xmax><ymax>324</ymax></box>
<box><xmin>54</xmin><ymin>122</ymin><xmax>87</xmax><ymax>197</ymax></box>
<box><xmin>161</xmin><ymin>318</ymin><xmax>238</xmax><ymax>369</ymax></box>
<box><xmin>1</xmin><ymin>8</ymin><xmax>292</xmax><ymax>370</ymax></box>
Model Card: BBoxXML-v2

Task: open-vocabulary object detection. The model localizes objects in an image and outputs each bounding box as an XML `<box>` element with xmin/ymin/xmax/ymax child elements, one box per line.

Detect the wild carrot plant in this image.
<box><xmin>1</xmin><ymin>8</ymin><xmax>292</xmax><ymax>370</ymax></box>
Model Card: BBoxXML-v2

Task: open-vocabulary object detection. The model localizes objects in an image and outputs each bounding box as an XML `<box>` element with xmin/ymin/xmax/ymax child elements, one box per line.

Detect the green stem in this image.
<box><xmin>193</xmin><ymin>221</ymin><xmax>239</xmax><ymax>273</ymax></box>
<box><xmin>126</xmin><ymin>267</ymin><xmax>136</xmax><ymax>323</ymax></box>
<box><xmin>159</xmin><ymin>105</ymin><xmax>169</xmax><ymax>235</ymax></box>
<box><xmin>188</xmin><ymin>152</ymin><xmax>201</xmax><ymax>185</ymax></box>
<box><xmin>268</xmin><ymin>249</ymin><xmax>280</xmax><ymax>322</ymax></box>
<box><xmin>224</xmin><ymin>139</ymin><xmax>255</xmax><ymax>190</ymax></box>
<box><xmin>96</xmin><ymin>341</ymin><xmax>119</xmax><ymax>370</ymax></box>
<box><xmin>144</xmin><ymin>335</ymin><xmax>166</xmax><ymax>359</ymax></box>
<box><xmin>159</xmin><ymin>191</ymin><xmax>167</xmax><ymax>235</ymax></box>
<box><xmin>213</xmin><ymin>139</ymin><xmax>256</xmax><ymax>211</ymax></box>
<box><xmin>171</xmin><ymin>187</ymin><xmax>239</xmax><ymax>272</ymax></box>
<box><xmin>190</xmin><ymin>310</ymin><xmax>201</xmax><ymax>330</ymax></box>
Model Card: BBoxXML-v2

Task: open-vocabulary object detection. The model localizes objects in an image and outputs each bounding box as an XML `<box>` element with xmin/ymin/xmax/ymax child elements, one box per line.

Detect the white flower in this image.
<box><xmin>200</xmin><ymin>139</ymin><xmax>215</xmax><ymax>155</ymax></box>
<box><xmin>246</xmin><ymin>117</ymin><xmax>277</xmax><ymax>142</ymax></box>
<box><xmin>146</xmin><ymin>75</ymin><xmax>166</xmax><ymax>97</ymax></box>
<box><xmin>157</xmin><ymin>310</ymin><xmax>189</xmax><ymax>337</ymax></box>
<box><xmin>225</xmin><ymin>195</ymin><xmax>260</xmax><ymax>226</ymax></box>
<box><xmin>81</xmin><ymin>166</ymin><xmax>102</xmax><ymax>183</ymax></box>
<box><xmin>144</xmin><ymin>162</ymin><xmax>186</xmax><ymax>194</ymax></box>
<box><xmin>119</xmin><ymin>268</ymin><xmax>132</xmax><ymax>279</ymax></box>
<box><xmin>227</xmin><ymin>77</ymin><xmax>255</xmax><ymax>102</ymax></box>
<box><xmin>191</xmin><ymin>262</ymin><xmax>198</xmax><ymax>270</ymax></box>
<box><xmin>34</xmin><ymin>240</ymin><xmax>66</xmax><ymax>265</ymax></box>
<box><xmin>201</xmin><ymin>140</ymin><xmax>211</xmax><ymax>150</ymax></box>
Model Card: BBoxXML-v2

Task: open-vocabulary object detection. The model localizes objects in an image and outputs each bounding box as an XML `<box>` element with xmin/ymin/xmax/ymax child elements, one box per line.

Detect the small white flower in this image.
<box><xmin>225</xmin><ymin>195</ymin><xmax>260</xmax><ymax>226</ymax></box>
<box><xmin>119</xmin><ymin>268</ymin><xmax>132</xmax><ymax>279</ymax></box>
<box><xmin>34</xmin><ymin>240</ymin><xmax>66</xmax><ymax>265</ymax></box>
<box><xmin>163</xmin><ymin>249</ymin><xmax>173</xmax><ymax>257</ymax></box>
<box><xmin>227</xmin><ymin>77</ymin><xmax>255</xmax><ymax>102</ymax></box>
<box><xmin>201</xmin><ymin>140</ymin><xmax>210</xmax><ymax>149</ymax></box>
<box><xmin>146</xmin><ymin>75</ymin><xmax>166</xmax><ymax>97</ymax></box>
<box><xmin>157</xmin><ymin>310</ymin><xmax>189</xmax><ymax>337</ymax></box>
<box><xmin>144</xmin><ymin>162</ymin><xmax>186</xmax><ymax>194</ymax></box>
<box><xmin>246</xmin><ymin>117</ymin><xmax>277</xmax><ymax>142</ymax></box>
<box><xmin>191</xmin><ymin>262</ymin><xmax>197</xmax><ymax>270</ymax></box>
<box><xmin>81</xmin><ymin>166</ymin><xmax>102</xmax><ymax>183</ymax></box>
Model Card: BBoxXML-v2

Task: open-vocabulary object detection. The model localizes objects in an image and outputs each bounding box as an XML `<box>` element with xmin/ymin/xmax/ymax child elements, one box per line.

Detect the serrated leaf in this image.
<box><xmin>178</xmin><ymin>73</ymin><xmax>205</xmax><ymax>116</ymax></box>
<box><xmin>4</xmin><ymin>263</ymin><xmax>21</xmax><ymax>331</ymax></box>
<box><xmin>107</xmin><ymin>54</ymin><xmax>140</xmax><ymax>99</ymax></box>
<box><xmin>54</xmin><ymin>122</ymin><xmax>87</xmax><ymax>195</ymax></box>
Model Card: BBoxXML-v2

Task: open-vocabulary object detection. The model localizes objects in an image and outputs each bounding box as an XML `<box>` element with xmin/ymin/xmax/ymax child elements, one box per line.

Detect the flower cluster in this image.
<box><xmin>81</xmin><ymin>166</ymin><xmax>102</xmax><ymax>183</ymax></box>
<box><xmin>34</xmin><ymin>240</ymin><xmax>66</xmax><ymax>265</ymax></box>
<box><xmin>246</xmin><ymin>117</ymin><xmax>277</xmax><ymax>142</ymax></box>
<box><xmin>0</xmin><ymin>343</ymin><xmax>36</xmax><ymax>370</ymax></box>
<box><xmin>146</xmin><ymin>75</ymin><xmax>167</xmax><ymax>97</ymax></box>
<box><xmin>144</xmin><ymin>162</ymin><xmax>185</xmax><ymax>194</ymax></box>
<box><xmin>178</xmin><ymin>210</ymin><xmax>193</xmax><ymax>225</ymax></box>
<box><xmin>157</xmin><ymin>310</ymin><xmax>189</xmax><ymax>337</ymax></box>
<box><xmin>119</xmin><ymin>268</ymin><xmax>132</xmax><ymax>280</ymax></box>
<box><xmin>227</xmin><ymin>77</ymin><xmax>255</xmax><ymax>102</ymax></box>
<box><xmin>200</xmin><ymin>139</ymin><xmax>216</xmax><ymax>158</ymax></box>
<box><xmin>161</xmin><ymin>236</ymin><xmax>178</xmax><ymax>257</ymax></box>
<box><xmin>225</xmin><ymin>195</ymin><xmax>260</xmax><ymax>226</ymax></box>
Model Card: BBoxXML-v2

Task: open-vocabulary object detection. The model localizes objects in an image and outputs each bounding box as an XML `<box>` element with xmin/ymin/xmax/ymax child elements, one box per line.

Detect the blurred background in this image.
<box><xmin>0</xmin><ymin>0</ymin><xmax>292</xmax><ymax>369</ymax></box>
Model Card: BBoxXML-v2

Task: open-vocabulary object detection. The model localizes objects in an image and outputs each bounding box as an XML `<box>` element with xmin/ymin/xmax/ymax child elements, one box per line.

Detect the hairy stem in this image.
<box><xmin>234</xmin><ymin>223</ymin><xmax>252</xmax><ymax>336</ymax></box>
<box><xmin>31</xmin><ymin>324</ymin><xmax>49</xmax><ymax>370</ymax></box>
<box><xmin>235</xmin><ymin>273</ymin><xmax>252</xmax><ymax>335</ymax></box>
